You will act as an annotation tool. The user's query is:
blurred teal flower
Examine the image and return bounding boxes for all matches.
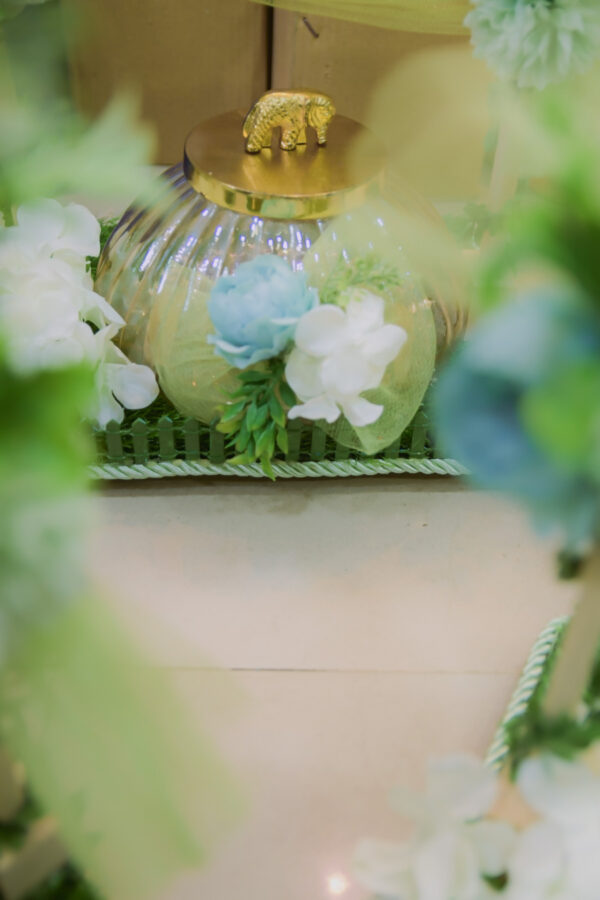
[433,288,600,548]
[207,255,318,369]
[466,0,600,90]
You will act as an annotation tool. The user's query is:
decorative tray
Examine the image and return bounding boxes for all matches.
[90,401,466,481]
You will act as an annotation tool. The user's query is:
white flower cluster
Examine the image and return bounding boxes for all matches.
[356,752,600,899]
[0,199,158,426]
[286,289,407,428]
[466,0,600,90]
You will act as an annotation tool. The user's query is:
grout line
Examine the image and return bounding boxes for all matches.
[156,666,518,676]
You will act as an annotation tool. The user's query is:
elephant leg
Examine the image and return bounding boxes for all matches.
[280,111,307,150]
[280,124,300,150]
[246,116,272,153]
[315,124,329,145]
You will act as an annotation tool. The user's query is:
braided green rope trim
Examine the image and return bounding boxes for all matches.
[486,617,568,771]
[89,457,468,481]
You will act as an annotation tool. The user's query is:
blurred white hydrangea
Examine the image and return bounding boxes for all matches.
[285,289,406,428]
[0,198,158,424]
[504,753,600,899]
[466,0,600,90]
[355,755,514,899]
[356,751,600,899]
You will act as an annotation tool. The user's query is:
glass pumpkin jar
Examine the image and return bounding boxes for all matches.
[96,90,464,453]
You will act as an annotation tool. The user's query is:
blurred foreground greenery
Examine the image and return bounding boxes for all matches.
[0,5,242,899]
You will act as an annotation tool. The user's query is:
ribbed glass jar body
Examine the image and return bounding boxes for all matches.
[96,164,463,426]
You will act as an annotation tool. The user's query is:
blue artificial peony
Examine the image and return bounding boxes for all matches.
[207,255,319,369]
[433,288,600,548]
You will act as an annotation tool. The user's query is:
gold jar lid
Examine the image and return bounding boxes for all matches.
[183,90,386,220]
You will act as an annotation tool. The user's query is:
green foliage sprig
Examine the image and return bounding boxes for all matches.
[87,217,119,281]
[215,358,296,479]
[444,202,497,249]
[506,701,600,777]
[319,252,403,305]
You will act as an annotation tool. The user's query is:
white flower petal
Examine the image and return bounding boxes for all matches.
[16,198,100,260]
[80,289,125,329]
[562,822,600,900]
[320,350,373,397]
[15,199,64,249]
[517,754,600,826]
[414,830,480,900]
[468,820,516,878]
[93,384,126,428]
[294,304,348,356]
[360,323,407,367]
[340,396,383,427]
[427,755,499,822]
[287,396,340,423]
[508,821,565,890]
[107,361,159,410]
[345,289,385,337]
[285,348,324,400]
[354,839,412,898]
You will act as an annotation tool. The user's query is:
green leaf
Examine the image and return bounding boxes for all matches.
[245,401,258,428]
[276,427,288,455]
[219,400,246,423]
[255,421,276,459]
[239,370,267,384]
[216,417,242,435]
[260,455,276,481]
[269,395,286,427]
[279,382,296,408]
[228,383,258,399]
[250,404,269,432]
[229,453,254,465]
[234,420,251,453]
[521,361,600,468]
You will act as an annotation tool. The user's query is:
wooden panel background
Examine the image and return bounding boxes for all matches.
[67,0,269,164]
[271,10,492,198]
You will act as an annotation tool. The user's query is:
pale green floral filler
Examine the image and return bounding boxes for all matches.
[466,0,600,90]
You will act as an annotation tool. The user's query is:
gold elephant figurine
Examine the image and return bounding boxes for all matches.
[243,90,336,153]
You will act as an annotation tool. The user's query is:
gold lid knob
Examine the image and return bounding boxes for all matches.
[183,90,386,220]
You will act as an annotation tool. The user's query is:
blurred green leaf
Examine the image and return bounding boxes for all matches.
[521,361,600,468]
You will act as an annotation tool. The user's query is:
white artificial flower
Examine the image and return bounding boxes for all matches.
[466,0,600,91]
[285,289,406,428]
[501,754,600,900]
[355,755,513,900]
[0,200,122,330]
[0,252,97,374]
[0,197,158,427]
[87,325,159,428]
[0,245,123,374]
[14,198,101,266]
[502,821,568,900]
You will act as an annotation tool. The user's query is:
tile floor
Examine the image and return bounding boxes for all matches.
[90,475,575,900]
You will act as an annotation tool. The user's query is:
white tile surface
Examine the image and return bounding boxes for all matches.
[91,477,573,674]
[164,670,516,900]
[90,475,574,899]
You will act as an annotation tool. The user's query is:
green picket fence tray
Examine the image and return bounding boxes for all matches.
[90,399,467,481]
